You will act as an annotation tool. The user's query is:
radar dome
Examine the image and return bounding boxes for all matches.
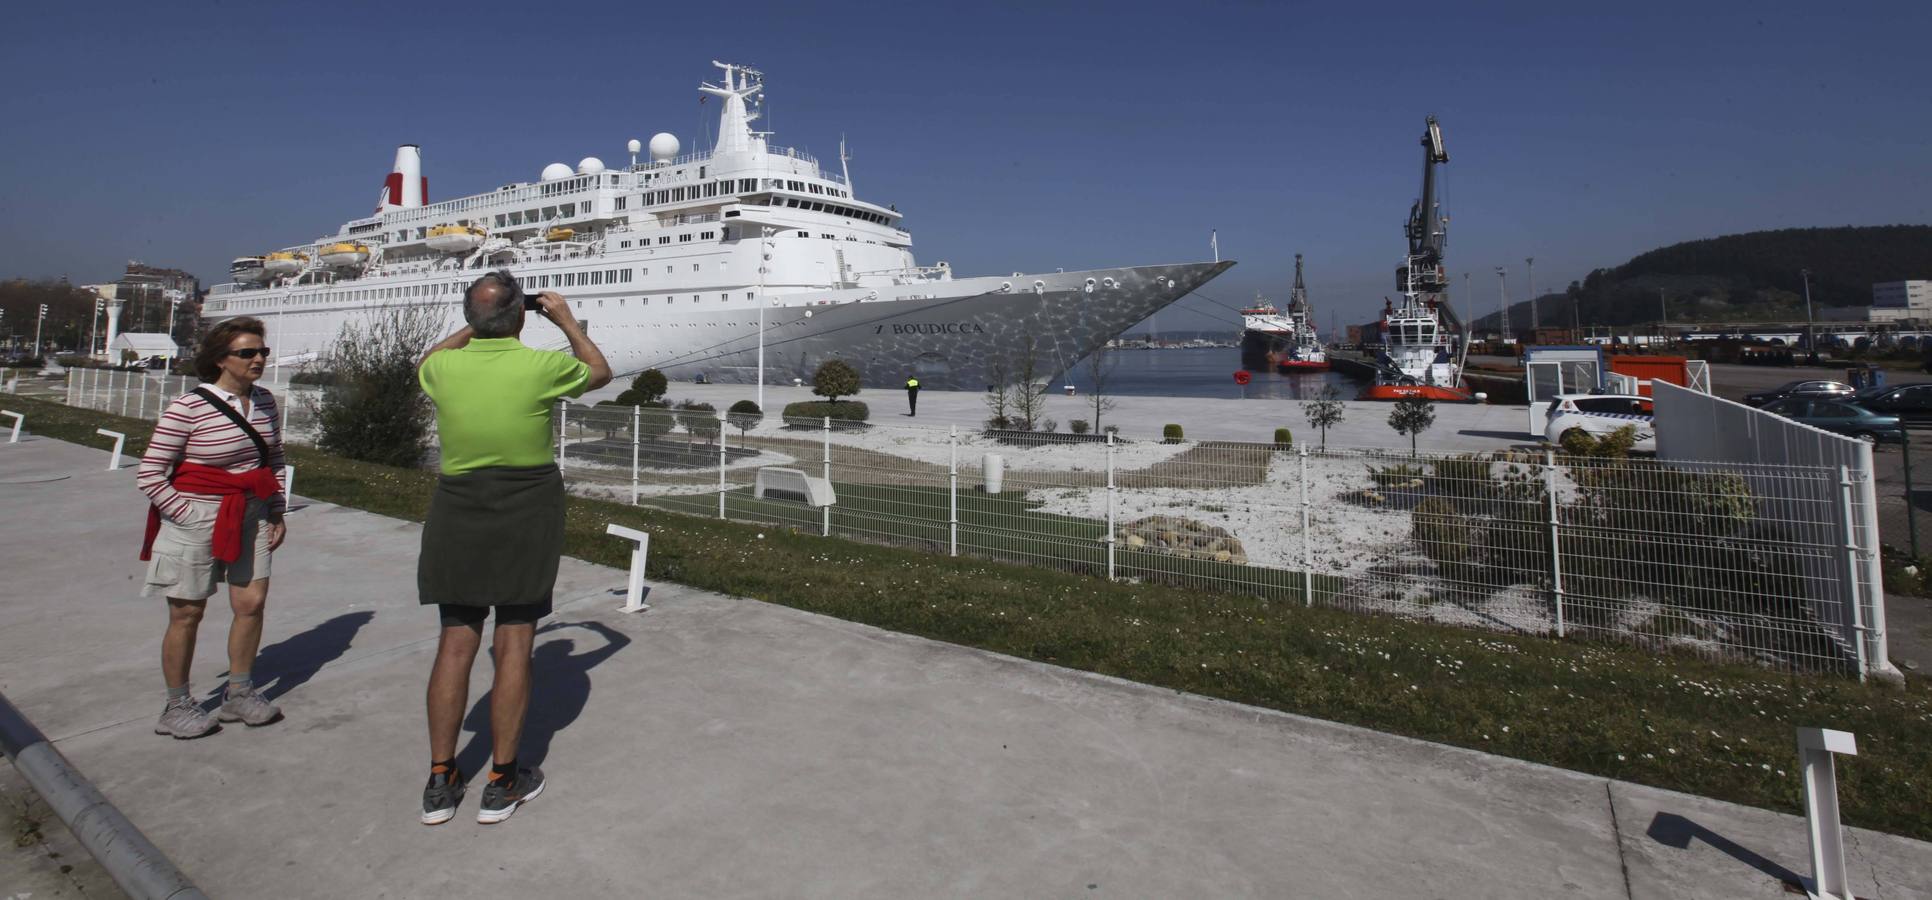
[648,133,680,163]
[540,163,573,182]
[576,157,606,175]
[626,138,642,154]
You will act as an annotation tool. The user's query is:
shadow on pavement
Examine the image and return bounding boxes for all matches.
[1645,811,1805,890]
[456,619,633,776]
[213,610,377,703]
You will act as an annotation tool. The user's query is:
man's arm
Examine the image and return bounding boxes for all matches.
[535,291,613,391]
[420,325,475,369]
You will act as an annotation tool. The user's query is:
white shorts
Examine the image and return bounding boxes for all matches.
[142,499,273,601]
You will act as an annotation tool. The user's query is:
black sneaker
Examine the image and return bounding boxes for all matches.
[420,766,465,826]
[477,765,545,824]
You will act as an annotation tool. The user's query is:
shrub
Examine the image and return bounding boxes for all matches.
[783,400,870,423]
[1369,462,1428,488]
[727,399,763,446]
[1429,453,1494,500]
[675,400,721,444]
[1559,424,1638,459]
[1273,427,1293,448]
[1069,419,1091,435]
[1413,497,1481,584]
[986,415,1011,431]
[631,369,668,404]
[1039,418,1057,434]
[636,401,675,440]
[5,357,46,369]
[812,359,861,403]
[1103,425,1120,437]
[1162,423,1184,443]
[310,305,439,468]
[579,402,633,439]
[291,369,337,386]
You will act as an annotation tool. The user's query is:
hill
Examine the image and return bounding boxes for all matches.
[1472,225,1932,329]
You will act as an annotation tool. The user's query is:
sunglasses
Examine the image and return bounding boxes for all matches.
[227,347,273,360]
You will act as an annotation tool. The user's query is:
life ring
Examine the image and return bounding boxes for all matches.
[1234,370,1252,385]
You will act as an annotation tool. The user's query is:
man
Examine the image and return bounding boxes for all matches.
[905,375,920,417]
[415,270,611,825]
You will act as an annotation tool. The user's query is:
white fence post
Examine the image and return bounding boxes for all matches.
[821,416,832,537]
[1105,432,1116,580]
[606,523,651,613]
[717,411,727,520]
[1300,447,1313,607]
[2,410,22,443]
[1546,449,1566,638]
[1836,465,1871,680]
[949,425,960,557]
[1797,727,1858,900]
[118,370,129,417]
[630,405,641,505]
[137,373,147,420]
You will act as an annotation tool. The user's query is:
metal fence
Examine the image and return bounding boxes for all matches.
[56,369,1892,677]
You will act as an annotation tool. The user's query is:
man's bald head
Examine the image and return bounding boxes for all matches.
[464,270,525,338]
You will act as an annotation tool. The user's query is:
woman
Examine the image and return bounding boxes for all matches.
[136,316,289,739]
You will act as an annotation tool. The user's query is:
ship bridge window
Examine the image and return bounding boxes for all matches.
[796,230,809,238]
[700,231,715,240]
[615,197,627,211]
[658,236,670,245]
[560,203,575,218]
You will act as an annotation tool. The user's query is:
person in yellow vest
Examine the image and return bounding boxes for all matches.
[905,376,920,416]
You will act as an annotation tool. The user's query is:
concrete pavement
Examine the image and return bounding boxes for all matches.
[2,435,1929,898]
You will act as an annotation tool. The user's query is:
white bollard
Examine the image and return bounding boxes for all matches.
[282,464,296,506]
[982,452,1005,494]
[2,410,23,443]
[96,428,127,470]
[1797,727,1858,900]
[605,523,651,613]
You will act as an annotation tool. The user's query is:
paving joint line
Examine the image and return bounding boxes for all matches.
[1605,779,1635,899]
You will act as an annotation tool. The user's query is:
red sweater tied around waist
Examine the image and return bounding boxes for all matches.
[140,462,282,563]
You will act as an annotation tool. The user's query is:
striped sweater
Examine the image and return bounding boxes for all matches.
[138,384,287,523]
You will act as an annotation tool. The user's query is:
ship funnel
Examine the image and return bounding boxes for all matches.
[377,144,427,211]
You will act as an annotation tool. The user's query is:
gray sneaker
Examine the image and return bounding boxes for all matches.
[477,765,545,824]
[154,697,218,739]
[421,767,465,826]
[217,685,282,727]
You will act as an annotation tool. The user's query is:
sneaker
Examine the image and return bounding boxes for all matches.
[476,765,545,824]
[154,697,218,739]
[420,766,465,826]
[217,684,282,727]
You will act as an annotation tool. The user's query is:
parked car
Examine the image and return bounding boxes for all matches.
[1544,393,1657,451]
[1758,398,1904,443]
[1743,379,1853,407]
[1850,382,1932,428]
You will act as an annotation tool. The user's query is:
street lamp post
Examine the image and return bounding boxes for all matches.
[1659,288,1668,345]
[34,303,48,358]
[1801,268,1816,361]
[1526,257,1537,332]
[1494,266,1509,344]
[756,226,775,411]
[91,298,103,358]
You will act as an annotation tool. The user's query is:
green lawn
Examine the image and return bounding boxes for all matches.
[11,393,1932,842]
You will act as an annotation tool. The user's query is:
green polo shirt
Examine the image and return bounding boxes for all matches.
[419,337,591,475]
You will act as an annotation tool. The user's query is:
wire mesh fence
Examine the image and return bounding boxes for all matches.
[54,369,1891,677]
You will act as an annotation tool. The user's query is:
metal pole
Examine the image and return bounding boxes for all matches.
[949,425,960,557]
[1300,447,1313,606]
[0,691,210,900]
[137,372,147,419]
[717,412,727,519]
[1836,464,1869,680]
[631,405,641,505]
[1526,257,1537,332]
[118,369,130,417]
[821,416,832,537]
[1546,449,1565,637]
[1105,432,1117,580]
[1802,268,1816,360]
[1906,428,1921,559]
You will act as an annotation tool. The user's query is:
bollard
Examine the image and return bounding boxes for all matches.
[96,429,127,470]
[606,523,651,613]
[2,410,22,444]
[282,465,296,506]
[1797,727,1858,900]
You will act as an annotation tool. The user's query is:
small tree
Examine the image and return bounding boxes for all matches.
[581,402,633,439]
[1302,385,1346,449]
[727,399,763,447]
[310,305,441,467]
[812,359,861,404]
[634,368,668,404]
[1085,343,1119,432]
[1009,329,1050,431]
[984,352,1014,429]
[676,400,721,445]
[1388,397,1436,457]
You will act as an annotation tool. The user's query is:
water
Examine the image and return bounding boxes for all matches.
[1059,347,1368,400]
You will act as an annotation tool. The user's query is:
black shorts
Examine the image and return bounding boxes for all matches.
[437,600,552,628]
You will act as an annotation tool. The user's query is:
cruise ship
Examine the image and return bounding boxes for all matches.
[204,61,1233,390]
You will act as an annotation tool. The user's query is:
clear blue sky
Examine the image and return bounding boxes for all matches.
[2,0,1926,332]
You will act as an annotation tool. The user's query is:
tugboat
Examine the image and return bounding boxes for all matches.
[1361,116,1473,402]
[1275,254,1329,372]
[1239,294,1294,370]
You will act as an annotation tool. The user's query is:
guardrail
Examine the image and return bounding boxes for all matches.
[0,690,207,899]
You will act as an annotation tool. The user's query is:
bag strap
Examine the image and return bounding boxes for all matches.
[192,387,272,468]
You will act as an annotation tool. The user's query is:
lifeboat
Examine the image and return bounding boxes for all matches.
[263,251,307,277]
[318,242,371,268]
[425,224,486,254]
[543,227,576,242]
[230,257,269,283]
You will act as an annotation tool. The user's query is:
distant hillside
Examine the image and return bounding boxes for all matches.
[1473,225,1932,329]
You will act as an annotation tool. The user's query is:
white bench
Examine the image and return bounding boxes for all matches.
[754,467,836,507]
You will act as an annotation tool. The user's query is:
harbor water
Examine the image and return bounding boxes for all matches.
[1061,346,1369,400]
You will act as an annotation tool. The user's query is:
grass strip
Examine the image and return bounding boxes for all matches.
[11,393,1932,841]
